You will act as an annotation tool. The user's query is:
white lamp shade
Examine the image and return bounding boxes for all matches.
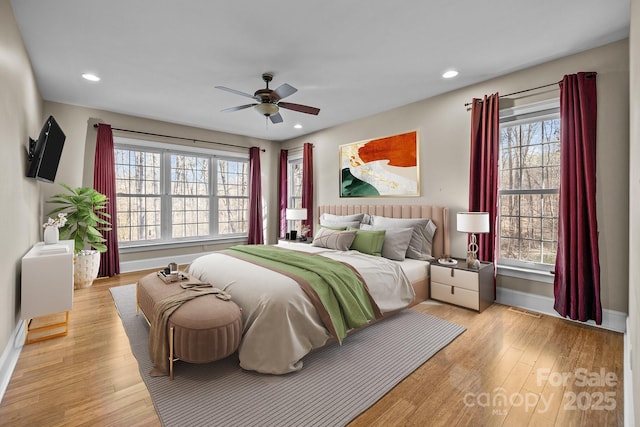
[286,208,308,220]
[457,212,490,233]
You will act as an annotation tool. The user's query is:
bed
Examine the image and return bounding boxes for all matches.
[187,204,450,374]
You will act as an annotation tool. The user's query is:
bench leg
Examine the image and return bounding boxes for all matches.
[169,326,175,380]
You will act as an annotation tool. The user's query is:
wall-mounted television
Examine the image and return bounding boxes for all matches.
[26,115,65,182]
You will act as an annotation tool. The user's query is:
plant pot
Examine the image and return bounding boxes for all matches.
[74,250,101,289]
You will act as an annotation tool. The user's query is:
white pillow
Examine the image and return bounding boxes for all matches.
[370,216,437,260]
[319,213,365,228]
[311,228,357,251]
[360,224,413,261]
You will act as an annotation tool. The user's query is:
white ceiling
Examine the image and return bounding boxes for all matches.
[12,0,630,142]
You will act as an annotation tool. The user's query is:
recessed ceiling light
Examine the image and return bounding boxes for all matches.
[294,124,303,129]
[442,70,459,79]
[82,73,101,82]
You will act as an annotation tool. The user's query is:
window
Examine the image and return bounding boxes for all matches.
[114,138,249,247]
[498,99,560,272]
[288,155,303,209]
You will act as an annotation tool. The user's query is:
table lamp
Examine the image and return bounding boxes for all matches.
[285,208,307,240]
[457,212,490,268]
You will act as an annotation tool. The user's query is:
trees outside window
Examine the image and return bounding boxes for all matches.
[498,100,560,271]
[114,140,248,246]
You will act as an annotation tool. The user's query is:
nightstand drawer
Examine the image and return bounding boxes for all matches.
[431,282,479,311]
[431,265,479,292]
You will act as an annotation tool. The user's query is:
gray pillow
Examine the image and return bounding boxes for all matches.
[319,219,361,229]
[311,228,357,251]
[361,224,414,261]
[320,212,365,223]
[370,216,437,260]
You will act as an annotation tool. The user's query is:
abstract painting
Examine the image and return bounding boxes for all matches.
[339,130,419,197]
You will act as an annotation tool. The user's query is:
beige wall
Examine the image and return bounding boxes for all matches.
[628,0,639,422]
[0,0,44,356]
[285,40,630,314]
[41,102,280,262]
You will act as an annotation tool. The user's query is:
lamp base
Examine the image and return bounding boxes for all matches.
[466,251,480,268]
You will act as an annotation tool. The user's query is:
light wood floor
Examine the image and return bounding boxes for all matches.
[0,270,623,426]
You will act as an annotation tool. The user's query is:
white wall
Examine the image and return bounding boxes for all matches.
[284,40,630,314]
[627,0,639,423]
[0,0,43,367]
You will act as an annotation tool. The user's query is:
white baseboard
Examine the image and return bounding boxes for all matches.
[0,320,25,404]
[119,251,214,273]
[496,287,627,333]
[624,316,634,427]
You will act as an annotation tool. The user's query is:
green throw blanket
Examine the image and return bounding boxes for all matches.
[223,245,381,342]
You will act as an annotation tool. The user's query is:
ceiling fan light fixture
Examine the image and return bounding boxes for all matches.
[254,103,279,117]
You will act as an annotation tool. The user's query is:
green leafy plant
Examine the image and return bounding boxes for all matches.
[47,183,111,253]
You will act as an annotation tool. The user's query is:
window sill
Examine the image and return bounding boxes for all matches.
[497,264,555,284]
[119,236,247,254]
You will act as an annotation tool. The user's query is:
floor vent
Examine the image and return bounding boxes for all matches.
[508,306,542,319]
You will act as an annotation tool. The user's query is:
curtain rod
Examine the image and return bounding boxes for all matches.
[92,123,266,152]
[464,82,559,107]
[464,73,597,108]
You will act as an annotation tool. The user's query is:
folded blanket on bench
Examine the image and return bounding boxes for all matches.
[149,286,230,377]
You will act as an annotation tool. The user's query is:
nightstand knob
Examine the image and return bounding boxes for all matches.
[450,268,455,277]
[450,286,455,294]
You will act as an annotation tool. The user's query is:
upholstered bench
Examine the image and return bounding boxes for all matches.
[136,272,242,379]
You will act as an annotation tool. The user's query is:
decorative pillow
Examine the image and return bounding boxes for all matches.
[319,213,365,229]
[370,216,437,260]
[319,219,361,229]
[320,213,365,223]
[311,228,357,251]
[361,224,414,261]
[319,225,347,231]
[348,228,386,257]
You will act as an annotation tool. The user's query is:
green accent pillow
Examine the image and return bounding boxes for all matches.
[349,228,386,256]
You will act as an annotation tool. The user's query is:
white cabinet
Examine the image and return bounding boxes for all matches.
[21,240,74,343]
[430,260,494,312]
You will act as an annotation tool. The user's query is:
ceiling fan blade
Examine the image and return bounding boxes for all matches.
[273,83,297,101]
[221,103,256,113]
[270,112,284,124]
[215,86,258,100]
[278,102,320,115]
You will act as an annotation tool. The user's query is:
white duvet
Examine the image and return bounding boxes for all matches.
[187,244,415,374]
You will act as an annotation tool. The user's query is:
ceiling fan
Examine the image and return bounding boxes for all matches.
[215,73,320,124]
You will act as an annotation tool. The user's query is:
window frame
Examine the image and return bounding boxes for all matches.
[114,137,249,251]
[286,152,304,231]
[497,98,560,281]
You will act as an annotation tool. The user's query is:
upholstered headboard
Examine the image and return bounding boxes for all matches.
[317,204,450,259]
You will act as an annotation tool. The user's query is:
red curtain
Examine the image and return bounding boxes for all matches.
[93,123,120,277]
[469,93,500,263]
[302,143,314,238]
[553,72,601,324]
[279,149,288,238]
[247,147,264,244]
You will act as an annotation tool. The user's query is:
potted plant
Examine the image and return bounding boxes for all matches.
[47,184,111,289]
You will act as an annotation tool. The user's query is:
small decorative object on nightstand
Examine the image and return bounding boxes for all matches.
[430,258,493,312]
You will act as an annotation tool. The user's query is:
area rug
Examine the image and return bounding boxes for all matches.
[110,284,465,427]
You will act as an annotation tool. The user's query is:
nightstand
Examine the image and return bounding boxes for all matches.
[430,259,494,312]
